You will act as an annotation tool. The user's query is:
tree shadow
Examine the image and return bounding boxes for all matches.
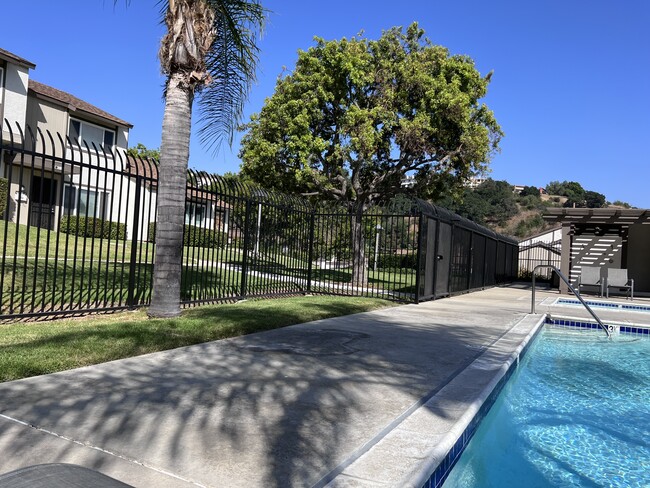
[0,295,538,487]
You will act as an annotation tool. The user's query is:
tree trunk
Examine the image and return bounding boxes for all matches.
[350,206,368,288]
[148,73,194,318]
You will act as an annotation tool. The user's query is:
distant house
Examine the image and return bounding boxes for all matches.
[401,174,415,188]
[125,156,232,238]
[466,177,488,189]
[0,47,140,236]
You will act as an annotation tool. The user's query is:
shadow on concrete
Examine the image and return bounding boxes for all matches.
[0,291,570,487]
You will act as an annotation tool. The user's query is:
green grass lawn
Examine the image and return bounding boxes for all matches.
[0,295,392,382]
[0,221,415,313]
[0,221,153,263]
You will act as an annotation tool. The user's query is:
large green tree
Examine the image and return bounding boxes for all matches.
[240,23,502,284]
[148,0,265,317]
[127,142,161,160]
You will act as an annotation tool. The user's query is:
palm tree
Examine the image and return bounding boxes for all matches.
[148,0,265,317]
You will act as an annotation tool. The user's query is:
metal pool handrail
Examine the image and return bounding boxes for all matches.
[531,264,612,339]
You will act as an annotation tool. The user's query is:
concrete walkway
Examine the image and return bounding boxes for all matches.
[0,286,641,487]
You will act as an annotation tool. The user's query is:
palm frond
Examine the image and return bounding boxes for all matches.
[198,0,266,154]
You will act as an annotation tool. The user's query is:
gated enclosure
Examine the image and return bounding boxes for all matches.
[517,228,562,282]
[416,201,518,301]
[0,121,518,319]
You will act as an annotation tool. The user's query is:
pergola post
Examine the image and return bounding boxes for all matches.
[559,223,571,294]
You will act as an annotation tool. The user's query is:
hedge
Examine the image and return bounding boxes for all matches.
[376,252,417,270]
[148,222,228,248]
[60,216,127,240]
[0,178,8,216]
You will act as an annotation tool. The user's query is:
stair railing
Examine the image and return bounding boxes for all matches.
[531,264,612,338]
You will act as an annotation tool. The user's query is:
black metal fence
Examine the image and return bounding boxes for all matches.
[518,239,561,281]
[0,121,518,319]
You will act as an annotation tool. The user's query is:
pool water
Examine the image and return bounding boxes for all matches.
[442,327,650,488]
[555,297,650,313]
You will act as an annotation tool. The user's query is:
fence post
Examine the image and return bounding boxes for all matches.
[127,177,142,308]
[240,199,252,299]
[306,211,315,293]
[448,223,455,295]
[414,212,424,304]
[467,231,474,291]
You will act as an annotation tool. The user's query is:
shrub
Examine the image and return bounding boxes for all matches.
[148,222,228,249]
[184,225,227,248]
[0,178,7,216]
[513,214,545,238]
[376,252,417,270]
[60,216,126,240]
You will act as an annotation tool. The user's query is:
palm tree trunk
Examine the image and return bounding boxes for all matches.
[148,72,194,318]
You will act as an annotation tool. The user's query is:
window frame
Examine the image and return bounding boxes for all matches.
[68,117,116,151]
[62,183,111,220]
[185,202,207,227]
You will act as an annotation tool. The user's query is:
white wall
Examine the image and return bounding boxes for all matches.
[1,63,29,140]
[518,227,562,247]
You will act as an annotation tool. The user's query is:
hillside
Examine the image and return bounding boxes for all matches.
[435,179,635,240]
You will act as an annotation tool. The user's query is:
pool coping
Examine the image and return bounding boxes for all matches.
[325,312,547,488]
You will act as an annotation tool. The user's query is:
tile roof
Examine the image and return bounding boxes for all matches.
[0,47,36,69]
[124,156,231,209]
[28,79,133,128]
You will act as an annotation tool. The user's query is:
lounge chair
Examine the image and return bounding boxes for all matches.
[578,266,603,296]
[605,268,634,299]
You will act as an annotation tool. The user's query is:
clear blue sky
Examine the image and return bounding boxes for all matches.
[2,0,649,206]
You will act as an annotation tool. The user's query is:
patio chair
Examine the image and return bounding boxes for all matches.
[605,268,634,299]
[578,266,603,296]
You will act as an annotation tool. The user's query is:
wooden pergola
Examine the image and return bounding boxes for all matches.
[542,208,650,293]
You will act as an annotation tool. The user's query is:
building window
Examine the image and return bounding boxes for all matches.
[63,185,110,219]
[68,118,115,150]
[185,202,206,226]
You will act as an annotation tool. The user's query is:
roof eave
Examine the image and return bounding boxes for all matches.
[0,49,36,69]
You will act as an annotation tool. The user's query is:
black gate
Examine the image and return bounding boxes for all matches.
[435,221,452,298]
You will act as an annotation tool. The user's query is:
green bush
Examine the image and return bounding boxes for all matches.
[376,252,417,270]
[60,215,126,240]
[184,225,226,248]
[513,214,545,238]
[0,178,7,216]
[148,222,228,249]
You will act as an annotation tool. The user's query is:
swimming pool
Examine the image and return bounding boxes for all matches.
[554,297,650,313]
[441,326,650,487]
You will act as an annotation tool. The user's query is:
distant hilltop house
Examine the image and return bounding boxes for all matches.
[513,185,547,195]
[401,174,416,188]
[466,177,488,189]
[0,47,228,239]
[466,177,546,196]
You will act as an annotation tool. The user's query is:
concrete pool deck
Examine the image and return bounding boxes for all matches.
[0,285,647,487]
